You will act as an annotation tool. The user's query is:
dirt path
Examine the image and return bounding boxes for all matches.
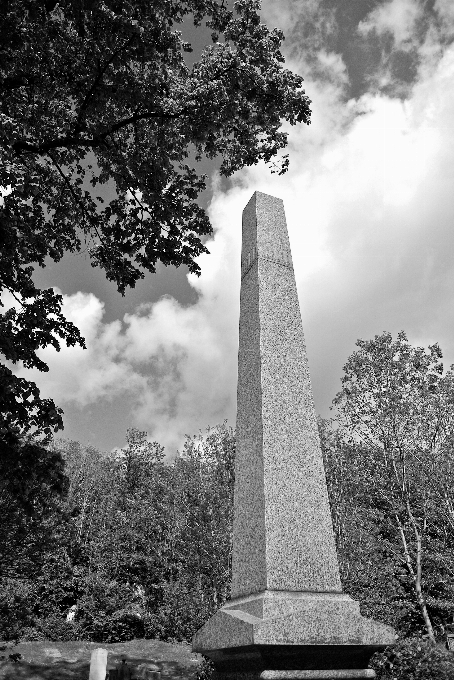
[0,639,203,680]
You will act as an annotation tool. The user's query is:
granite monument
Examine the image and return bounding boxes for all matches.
[192,192,395,680]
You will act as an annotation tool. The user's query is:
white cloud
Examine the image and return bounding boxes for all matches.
[15,291,142,406]
[316,51,349,85]
[0,289,17,312]
[15,252,241,454]
[260,0,298,36]
[358,0,423,48]
[261,0,344,91]
[0,184,12,206]
[203,16,454,409]
[434,0,454,34]
[14,0,454,454]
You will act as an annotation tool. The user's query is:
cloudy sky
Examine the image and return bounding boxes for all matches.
[20,0,454,455]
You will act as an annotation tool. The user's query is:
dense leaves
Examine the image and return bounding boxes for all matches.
[3,333,453,652]
[0,424,235,643]
[1,403,454,646]
[0,433,69,581]
[329,331,454,639]
[332,331,454,454]
[321,422,454,637]
[0,0,311,438]
[371,638,454,680]
[0,432,71,641]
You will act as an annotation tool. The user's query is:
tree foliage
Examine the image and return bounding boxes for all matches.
[0,0,311,438]
[2,406,454,645]
[320,420,402,629]
[0,433,71,641]
[0,433,69,581]
[371,638,454,680]
[331,331,454,640]
[0,423,235,643]
[167,424,235,621]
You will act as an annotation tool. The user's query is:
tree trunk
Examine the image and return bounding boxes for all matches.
[395,512,435,642]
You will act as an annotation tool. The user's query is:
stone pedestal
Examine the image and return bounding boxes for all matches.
[213,672,376,679]
[193,590,394,678]
[192,192,396,678]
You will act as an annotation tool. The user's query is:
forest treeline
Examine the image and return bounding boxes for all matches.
[1,332,454,658]
[0,424,235,643]
[2,420,454,644]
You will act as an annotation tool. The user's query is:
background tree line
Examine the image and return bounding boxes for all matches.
[0,423,235,643]
[1,332,454,677]
[326,331,454,642]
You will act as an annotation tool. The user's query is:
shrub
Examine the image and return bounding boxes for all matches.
[100,609,145,643]
[0,579,35,641]
[33,615,80,642]
[73,574,146,642]
[371,637,454,680]
[77,607,145,643]
[19,627,47,642]
[143,578,216,643]
[195,657,215,680]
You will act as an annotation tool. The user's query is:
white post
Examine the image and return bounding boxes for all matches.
[89,648,108,680]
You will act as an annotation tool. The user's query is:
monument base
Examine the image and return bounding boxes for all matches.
[213,671,376,680]
[192,591,395,679]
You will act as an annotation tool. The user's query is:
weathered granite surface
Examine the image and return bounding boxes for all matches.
[192,590,395,670]
[192,192,396,678]
[233,192,341,598]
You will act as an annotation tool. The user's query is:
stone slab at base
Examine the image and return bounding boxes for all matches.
[215,671,376,680]
[193,591,395,677]
[262,671,376,678]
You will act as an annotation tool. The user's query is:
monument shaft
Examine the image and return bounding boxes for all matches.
[192,192,395,680]
[233,192,341,597]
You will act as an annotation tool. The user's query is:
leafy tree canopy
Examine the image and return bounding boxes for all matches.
[0,0,311,437]
[0,432,69,580]
[332,330,454,454]
[332,331,454,639]
[0,424,236,643]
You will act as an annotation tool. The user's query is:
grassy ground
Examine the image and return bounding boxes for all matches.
[0,639,203,680]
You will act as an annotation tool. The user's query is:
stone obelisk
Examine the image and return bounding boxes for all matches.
[192,192,395,680]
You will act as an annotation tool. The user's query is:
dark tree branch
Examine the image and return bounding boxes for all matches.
[11,107,189,155]
[74,38,135,135]
[46,151,106,248]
